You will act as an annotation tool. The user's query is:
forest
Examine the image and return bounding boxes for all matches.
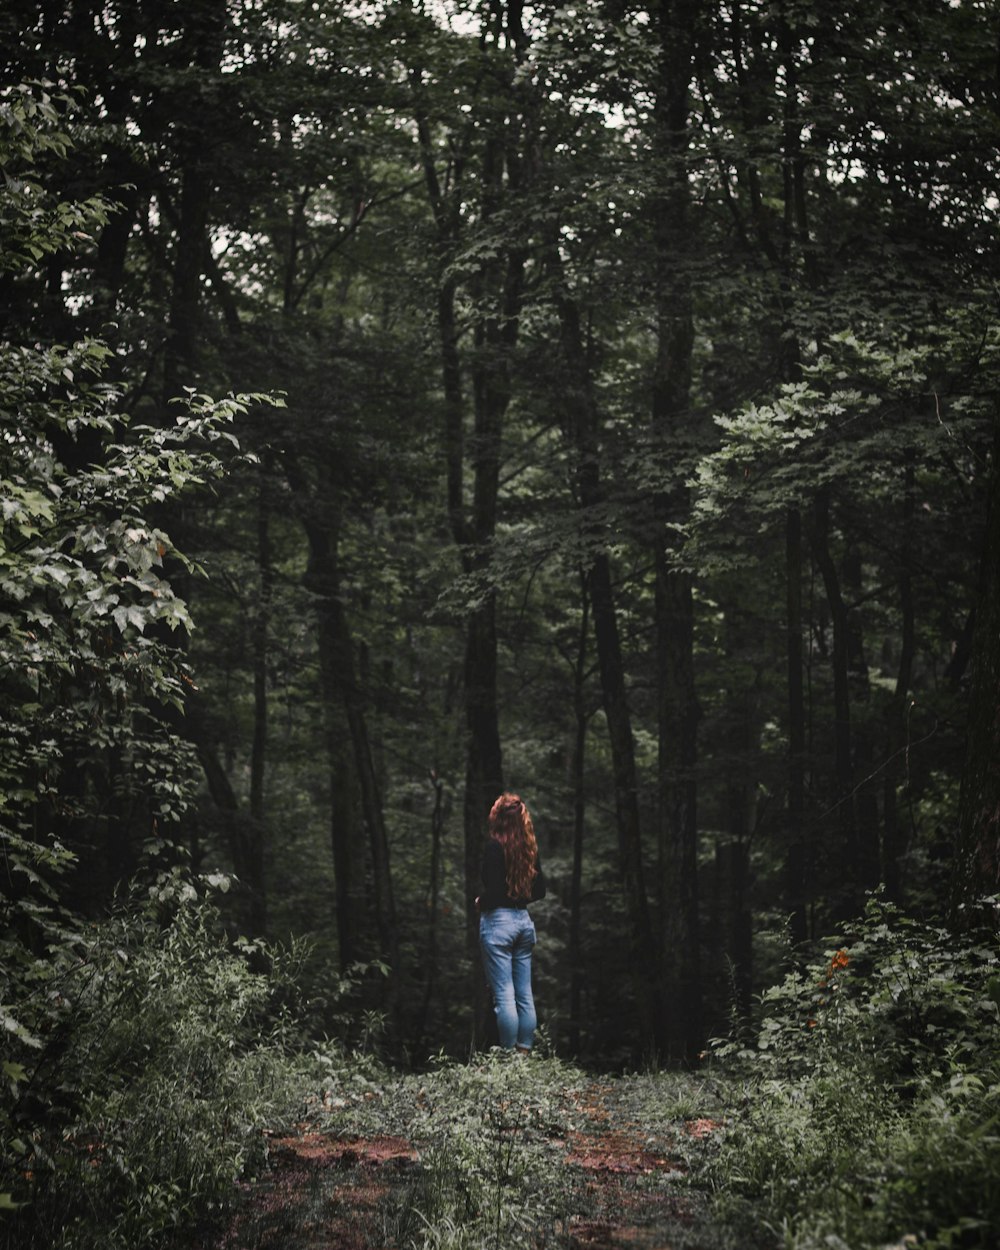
[2,1,1000,1248]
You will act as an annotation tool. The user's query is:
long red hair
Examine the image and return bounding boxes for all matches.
[489,792,538,899]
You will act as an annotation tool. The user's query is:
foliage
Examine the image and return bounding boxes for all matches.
[707,900,1000,1249]
[690,327,991,555]
[0,83,288,1243]
[1,873,310,1250]
[0,85,114,275]
[0,81,280,906]
[392,1051,572,1250]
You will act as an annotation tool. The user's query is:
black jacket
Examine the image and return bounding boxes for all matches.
[479,838,546,911]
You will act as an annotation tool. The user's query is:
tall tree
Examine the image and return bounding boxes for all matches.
[649,0,704,1063]
[406,2,539,1022]
[954,410,1000,912]
[556,286,666,1058]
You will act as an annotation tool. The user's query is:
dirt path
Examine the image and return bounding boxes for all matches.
[555,1082,718,1249]
[200,1071,721,1250]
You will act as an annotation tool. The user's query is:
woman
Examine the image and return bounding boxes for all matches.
[477,792,546,1053]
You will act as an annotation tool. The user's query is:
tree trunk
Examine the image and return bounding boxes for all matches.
[650,0,703,1064]
[302,508,400,996]
[884,453,915,902]
[785,506,809,941]
[246,463,271,938]
[719,587,762,1023]
[843,541,880,894]
[416,774,445,1054]
[93,163,141,326]
[715,836,753,1025]
[655,562,702,1061]
[953,411,1000,916]
[568,572,590,1056]
[558,292,665,1061]
[589,555,664,1059]
[162,0,227,401]
[808,487,859,914]
[303,520,361,970]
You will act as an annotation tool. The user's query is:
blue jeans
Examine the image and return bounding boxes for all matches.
[479,907,537,1049]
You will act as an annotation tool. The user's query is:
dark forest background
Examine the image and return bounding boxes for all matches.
[3,0,1000,1090]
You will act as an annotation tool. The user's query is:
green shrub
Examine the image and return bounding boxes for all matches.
[2,871,310,1250]
[867,1069,1000,1250]
[707,898,1000,1250]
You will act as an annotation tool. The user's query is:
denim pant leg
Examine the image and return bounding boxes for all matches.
[510,921,537,1049]
[480,909,537,1049]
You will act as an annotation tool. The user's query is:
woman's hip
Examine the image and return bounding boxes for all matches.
[479,907,536,947]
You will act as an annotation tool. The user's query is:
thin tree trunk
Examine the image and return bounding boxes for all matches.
[719,588,762,1023]
[304,520,360,970]
[715,836,753,1025]
[162,0,226,401]
[164,158,210,399]
[329,752,359,971]
[246,462,271,938]
[650,0,703,1064]
[953,410,1000,916]
[300,504,400,1001]
[328,541,399,986]
[808,488,860,913]
[568,572,589,1056]
[558,291,665,1060]
[786,506,809,942]
[884,453,915,901]
[90,0,143,329]
[843,541,880,893]
[417,773,445,1054]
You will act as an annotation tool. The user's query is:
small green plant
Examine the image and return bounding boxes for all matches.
[372,1052,579,1250]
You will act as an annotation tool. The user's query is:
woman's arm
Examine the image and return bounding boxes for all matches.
[531,856,546,901]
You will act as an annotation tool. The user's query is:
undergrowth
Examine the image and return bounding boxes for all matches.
[706,897,1000,1250]
[9,879,995,1250]
[301,1050,720,1250]
[1,871,316,1250]
[340,1051,582,1250]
